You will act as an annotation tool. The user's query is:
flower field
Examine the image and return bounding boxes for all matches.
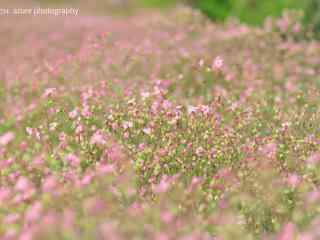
[1,5,320,240]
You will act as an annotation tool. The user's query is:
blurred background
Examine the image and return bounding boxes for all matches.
[12,0,318,37]
[141,0,319,36]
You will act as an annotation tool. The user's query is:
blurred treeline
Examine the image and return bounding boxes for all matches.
[140,0,320,36]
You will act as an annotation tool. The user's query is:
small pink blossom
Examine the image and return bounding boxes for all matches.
[0,132,15,146]
[122,121,133,130]
[26,127,33,136]
[75,124,84,135]
[306,190,320,204]
[0,188,11,203]
[162,100,172,110]
[307,152,320,166]
[81,174,94,186]
[161,210,174,224]
[4,213,20,224]
[83,197,106,215]
[298,233,313,240]
[152,175,171,194]
[187,105,198,115]
[65,153,80,167]
[42,87,57,98]
[260,142,277,159]
[42,176,59,192]
[195,146,205,157]
[90,131,107,145]
[81,104,92,118]
[287,174,301,188]
[24,201,43,223]
[277,223,296,240]
[68,108,79,119]
[15,177,33,193]
[212,56,224,70]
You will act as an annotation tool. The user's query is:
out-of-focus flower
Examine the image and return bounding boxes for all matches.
[26,127,33,136]
[122,121,133,130]
[259,142,277,159]
[152,175,171,194]
[277,223,296,240]
[81,104,92,118]
[212,56,224,70]
[307,152,320,166]
[42,175,59,193]
[286,174,300,188]
[24,201,43,223]
[187,105,198,115]
[15,177,33,193]
[90,131,107,145]
[49,122,58,131]
[0,132,15,146]
[68,108,79,119]
[65,153,80,167]
[42,87,57,98]
[143,128,152,135]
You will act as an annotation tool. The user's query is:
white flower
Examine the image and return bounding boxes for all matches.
[143,128,152,135]
[187,105,198,115]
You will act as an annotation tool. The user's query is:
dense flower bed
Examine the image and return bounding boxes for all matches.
[1,6,320,239]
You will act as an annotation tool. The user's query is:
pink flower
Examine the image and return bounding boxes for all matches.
[42,176,59,192]
[155,233,170,240]
[306,190,320,204]
[162,100,172,110]
[152,176,171,194]
[277,18,289,33]
[90,131,106,145]
[75,124,84,135]
[97,163,115,175]
[65,153,80,167]
[187,176,202,192]
[15,177,33,193]
[99,222,121,240]
[81,104,92,118]
[128,202,143,217]
[260,142,277,159]
[298,233,313,240]
[187,105,198,115]
[69,108,79,119]
[26,127,33,136]
[0,188,11,203]
[199,105,210,115]
[19,141,28,151]
[24,201,42,223]
[287,174,301,188]
[0,132,15,146]
[42,87,57,98]
[212,56,224,70]
[122,121,133,130]
[3,213,20,224]
[83,197,106,215]
[277,223,296,240]
[19,229,34,240]
[161,210,174,224]
[195,147,205,157]
[62,209,75,230]
[81,174,93,186]
[307,152,320,166]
